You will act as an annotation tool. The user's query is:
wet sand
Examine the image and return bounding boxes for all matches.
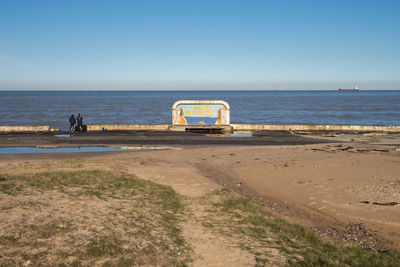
[0,130,334,148]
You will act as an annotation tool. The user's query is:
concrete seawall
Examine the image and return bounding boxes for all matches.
[87,124,400,132]
[87,124,170,131]
[0,126,56,133]
[1,124,400,133]
[230,124,400,132]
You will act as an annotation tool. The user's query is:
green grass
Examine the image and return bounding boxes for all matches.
[202,189,400,266]
[0,170,190,266]
[85,233,124,257]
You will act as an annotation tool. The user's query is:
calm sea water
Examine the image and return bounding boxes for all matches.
[0,90,399,131]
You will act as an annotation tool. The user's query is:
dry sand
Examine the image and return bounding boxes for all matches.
[1,139,400,265]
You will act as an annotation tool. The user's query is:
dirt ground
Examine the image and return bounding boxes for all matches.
[1,132,400,265]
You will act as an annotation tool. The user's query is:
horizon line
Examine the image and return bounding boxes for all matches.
[1,88,400,91]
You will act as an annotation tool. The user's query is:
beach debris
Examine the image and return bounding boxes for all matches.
[372,201,398,206]
[360,201,398,206]
[356,148,390,153]
[343,223,370,242]
[315,222,385,251]
[237,182,242,187]
[259,198,267,203]
[340,146,354,151]
[309,145,391,154]
[372,149,389,153]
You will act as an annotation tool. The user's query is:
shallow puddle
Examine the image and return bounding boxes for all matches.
[230,134,253,138]
[230,131,253,138]
[54,134,72,138]
[0,146,144,154]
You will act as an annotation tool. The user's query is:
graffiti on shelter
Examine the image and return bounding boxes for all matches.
[172,100,230,125]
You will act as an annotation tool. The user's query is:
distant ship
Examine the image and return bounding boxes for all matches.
[338,85,359,92]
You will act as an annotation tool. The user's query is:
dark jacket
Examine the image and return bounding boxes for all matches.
[77,115,83,125]
[69,116,76,125]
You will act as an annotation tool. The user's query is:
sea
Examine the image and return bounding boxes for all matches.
[0,90,399,131]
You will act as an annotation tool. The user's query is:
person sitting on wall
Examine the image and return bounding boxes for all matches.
[69,115,76,132]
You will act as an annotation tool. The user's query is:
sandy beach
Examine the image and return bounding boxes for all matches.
[1,131,400,265]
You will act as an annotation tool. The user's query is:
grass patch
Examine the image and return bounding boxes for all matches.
[0,170,190,266]
[85,233,124,257]
[201,189,400,266]
[3,169,400,266]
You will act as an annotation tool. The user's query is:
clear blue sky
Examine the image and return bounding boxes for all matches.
[0,0,399,90]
